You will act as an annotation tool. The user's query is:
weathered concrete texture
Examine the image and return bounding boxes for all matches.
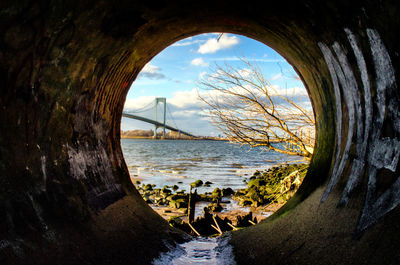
[0,0,400,264]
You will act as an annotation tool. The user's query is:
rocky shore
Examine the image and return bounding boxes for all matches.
[134,163,308,236]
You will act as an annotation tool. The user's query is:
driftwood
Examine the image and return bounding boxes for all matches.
[211,224,222,235]
[227,222,238,230]
[188,187,197,223]
[172,210,258,236]
[248,220,257,225]
[188,222,201,236]
[212,215,223,234]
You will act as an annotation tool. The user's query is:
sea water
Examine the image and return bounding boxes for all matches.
[121,139,301,193]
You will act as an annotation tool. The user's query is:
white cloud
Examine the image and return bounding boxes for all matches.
[211,57,285,63]
[138,63,166,79]
[269,85,309,97]
[202,68,250,82]
[191,57,209,67]
[207,69,225,81]
[171,110,199,118]
[172,39,205,47]
[271,73,283,81]
[199,71,207,79]
[142,64,160,73]
[124,96,155,110]
[237,68,251,79]
[197,34,239,54]
[169,88,204,108]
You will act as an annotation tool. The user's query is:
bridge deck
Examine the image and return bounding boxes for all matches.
[122,113,197,138]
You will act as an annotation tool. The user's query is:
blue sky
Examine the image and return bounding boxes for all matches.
[121,33,308,136]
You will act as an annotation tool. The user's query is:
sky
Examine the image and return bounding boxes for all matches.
[121,33,309,137]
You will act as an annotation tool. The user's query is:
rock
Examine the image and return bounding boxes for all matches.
[247,178,266,189]
[232,164,309,208]
[241,200,252,206]
[191,179,203,187]
[154,197,164,205]
[222,187,234,196]
[234,190,245,197]
[168,216,183,227]
[172,185,179,191]
[204,181,212,187]
[166,194,185,201]
[143,184,153,191]
[161,186,172,195]
[199,194,213,202]
[207,202,223,212]
[211,188,222,201]
[277,196,287,204]
[142,195,152,204]
[169,198,188,209]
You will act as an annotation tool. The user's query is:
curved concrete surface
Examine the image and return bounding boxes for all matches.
[1,1,399,264]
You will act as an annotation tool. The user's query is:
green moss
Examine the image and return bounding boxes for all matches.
[233,163,309,207]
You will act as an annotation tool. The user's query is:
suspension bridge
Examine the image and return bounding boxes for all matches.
[122,97,197,139]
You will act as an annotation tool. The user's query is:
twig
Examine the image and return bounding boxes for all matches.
[188,222,201,236]
[227,222,238,231]
[248,220,256,225]
[212,215,223,234]
[211,224,222,235]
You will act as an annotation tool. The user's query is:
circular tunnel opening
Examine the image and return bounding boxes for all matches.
[120,33,316,238]
[4,2,399,264]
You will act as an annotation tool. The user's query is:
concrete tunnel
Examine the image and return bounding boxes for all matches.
[1,1,400,264]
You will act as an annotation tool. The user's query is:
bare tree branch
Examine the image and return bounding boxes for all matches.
[197,56,315,158]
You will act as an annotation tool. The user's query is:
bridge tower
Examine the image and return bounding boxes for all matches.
[154,97,166,139]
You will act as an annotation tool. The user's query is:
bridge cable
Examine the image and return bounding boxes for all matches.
[166,104,189,135]
[124,100,155,114]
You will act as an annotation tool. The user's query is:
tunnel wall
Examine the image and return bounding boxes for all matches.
[0,0,400,264]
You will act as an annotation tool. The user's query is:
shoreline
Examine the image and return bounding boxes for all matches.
[121,135,283,143]
[121,135,227,141]
[132,163,308,233]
